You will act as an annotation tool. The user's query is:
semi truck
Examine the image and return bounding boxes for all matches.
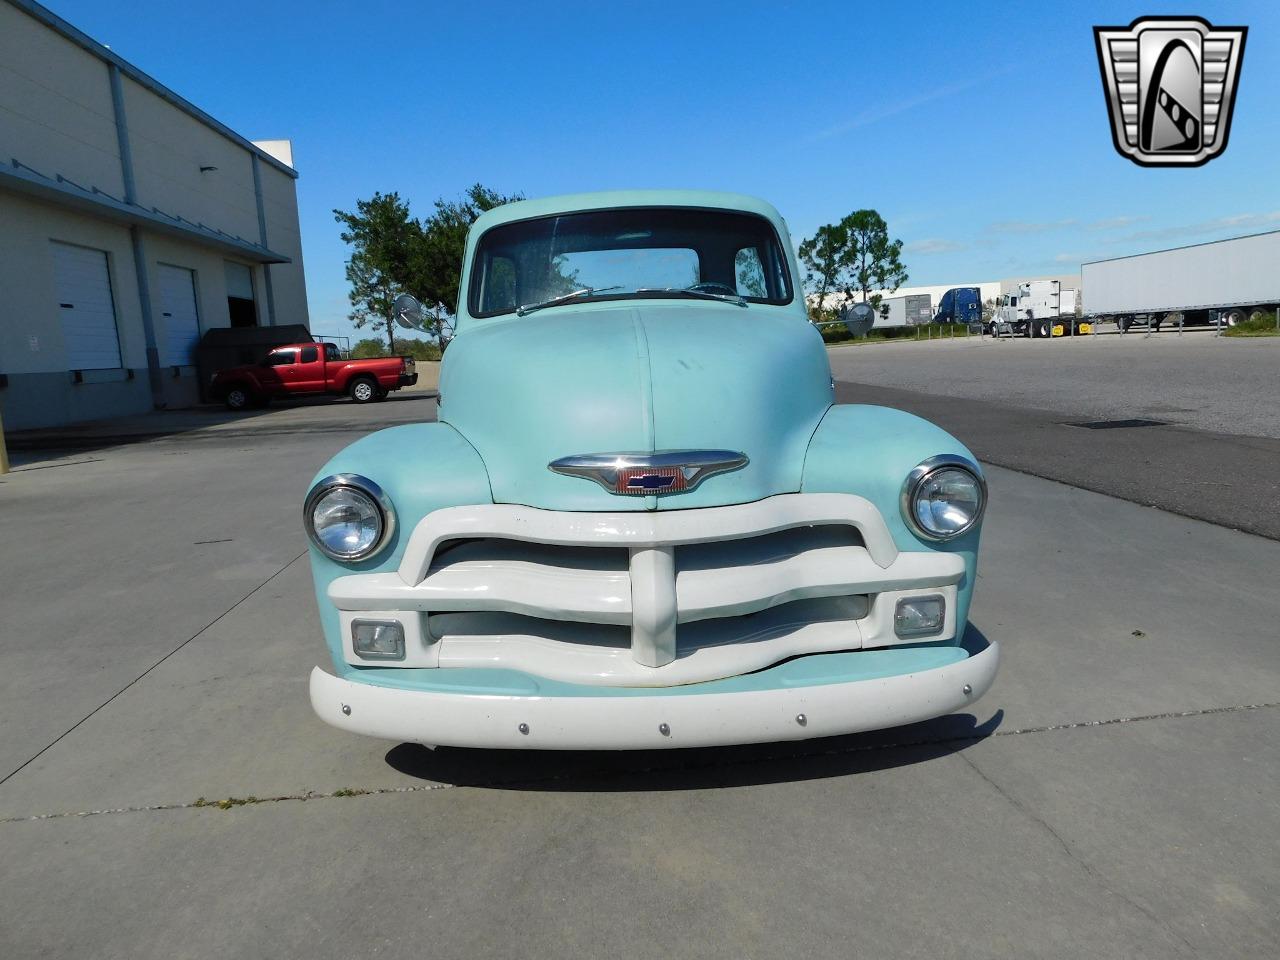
[875,293,933,329]
[933,287,982,326]
[1082,231,1280,333]
[990,280,1082,338]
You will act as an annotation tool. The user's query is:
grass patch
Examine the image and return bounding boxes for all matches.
[1223,314,1280,337]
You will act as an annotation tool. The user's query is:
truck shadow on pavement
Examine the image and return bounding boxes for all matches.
[384,709,1003,792]
[384,625,1003,791]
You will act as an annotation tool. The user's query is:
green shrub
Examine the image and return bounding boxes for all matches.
[1223,313,1280,337]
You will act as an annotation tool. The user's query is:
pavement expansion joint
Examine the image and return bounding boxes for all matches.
[0,551,309,791]
[2,700,1274,826]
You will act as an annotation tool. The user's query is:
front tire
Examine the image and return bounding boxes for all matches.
[225,385,251,411]
[349,377,378,404]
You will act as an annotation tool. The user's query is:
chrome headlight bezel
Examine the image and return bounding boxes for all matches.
[900,455,987,541]
[303,473,396,562]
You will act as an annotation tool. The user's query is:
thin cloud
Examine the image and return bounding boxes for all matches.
[987,218,1076,234]
[1086,215,1150,231]
[809,67,1013,142]
[1115,211,1280,244]
[904,238,966,255]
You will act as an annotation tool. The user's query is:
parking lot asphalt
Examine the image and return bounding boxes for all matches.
[2,353,1278,959]
[827,331,1280,440]
[831,334,1280,540]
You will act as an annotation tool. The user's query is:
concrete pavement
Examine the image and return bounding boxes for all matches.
[1,386,1277,959]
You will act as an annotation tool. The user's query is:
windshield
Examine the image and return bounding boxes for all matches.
[469,207,793,318]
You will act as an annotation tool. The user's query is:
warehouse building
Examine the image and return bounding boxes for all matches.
[0,0,308,430]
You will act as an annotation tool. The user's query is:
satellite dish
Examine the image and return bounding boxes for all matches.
[840,301,876,337]
[393,293,425,330]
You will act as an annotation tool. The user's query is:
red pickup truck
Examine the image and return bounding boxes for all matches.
[210,342,417,410]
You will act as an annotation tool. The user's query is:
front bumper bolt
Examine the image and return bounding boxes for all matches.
[658,723,671,737]
[341,704,351,716]
[518,723,530,735]
[962,684,973,695]
[796,714,807,726]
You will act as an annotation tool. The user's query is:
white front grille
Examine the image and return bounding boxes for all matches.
[329,494,965,686]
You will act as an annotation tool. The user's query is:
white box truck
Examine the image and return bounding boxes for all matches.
[990,280,1083,338]
[876,293,933,329]
[1083,231,1280,332]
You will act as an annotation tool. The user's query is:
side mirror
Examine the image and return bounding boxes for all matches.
[839,302,876,337]
[393,293,425,331]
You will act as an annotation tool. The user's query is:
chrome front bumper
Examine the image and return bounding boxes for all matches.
[309,640,998,750]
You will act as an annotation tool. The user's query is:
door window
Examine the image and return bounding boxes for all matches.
[300,346,318,363]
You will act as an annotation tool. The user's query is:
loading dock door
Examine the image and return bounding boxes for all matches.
[158,265,200,366]
[52,242,121,370]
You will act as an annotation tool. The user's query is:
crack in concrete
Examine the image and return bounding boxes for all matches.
[2,699,1273,826]
[958,750,1199,957]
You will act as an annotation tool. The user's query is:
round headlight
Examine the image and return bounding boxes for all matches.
[901,456,986,541]
[304,475,395,561]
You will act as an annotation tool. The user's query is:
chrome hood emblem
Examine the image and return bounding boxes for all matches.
[549,450,749,496]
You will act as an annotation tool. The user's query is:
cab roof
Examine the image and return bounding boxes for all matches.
[469,190,789,233]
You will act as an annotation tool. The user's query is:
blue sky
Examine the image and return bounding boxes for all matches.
[48,0,1280,342]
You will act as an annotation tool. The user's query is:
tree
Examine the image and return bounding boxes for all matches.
[798,210,908,322]
[843,210,908,307]
[409,184,523,342]
[797,222,850,321]
[333,192,417,352]
[335,185,521,349]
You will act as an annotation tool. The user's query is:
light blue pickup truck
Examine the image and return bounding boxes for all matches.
[304,190,997,750]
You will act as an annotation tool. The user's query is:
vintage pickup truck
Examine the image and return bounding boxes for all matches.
[304,190,997,750]
[211,342,416,409]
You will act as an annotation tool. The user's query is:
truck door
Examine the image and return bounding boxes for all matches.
[261,348,301,394]
[295,344,325,391]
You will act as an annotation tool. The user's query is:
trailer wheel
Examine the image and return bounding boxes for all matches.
[1224,309,1245,327]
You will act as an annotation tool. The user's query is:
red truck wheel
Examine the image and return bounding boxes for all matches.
[225,385,251,410]
[349,377,378,404]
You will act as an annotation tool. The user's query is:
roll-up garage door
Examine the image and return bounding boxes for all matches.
[158,264,201,366]
[52,242,122,370]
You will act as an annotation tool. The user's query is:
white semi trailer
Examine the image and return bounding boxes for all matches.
[875,293,933,329]
[1083,231,1280,333]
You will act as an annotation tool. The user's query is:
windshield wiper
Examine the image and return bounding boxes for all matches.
[515,286,623,317]
[634,286,748,308]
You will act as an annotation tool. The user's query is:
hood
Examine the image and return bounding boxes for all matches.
[438,302,833,511]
